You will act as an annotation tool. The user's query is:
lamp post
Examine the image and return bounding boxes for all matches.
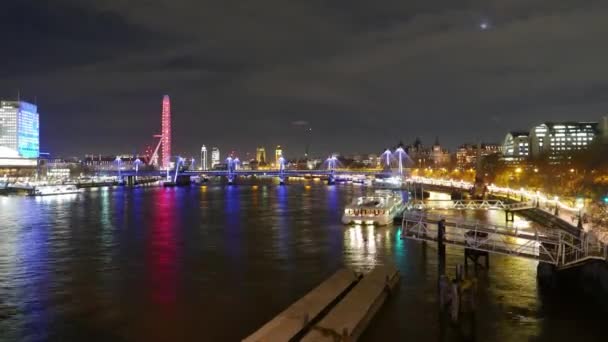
[576,197,584,229]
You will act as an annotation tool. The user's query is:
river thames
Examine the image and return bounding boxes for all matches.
[0,180,604,341]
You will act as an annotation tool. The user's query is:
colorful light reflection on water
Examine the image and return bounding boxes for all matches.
[0,183,605,341]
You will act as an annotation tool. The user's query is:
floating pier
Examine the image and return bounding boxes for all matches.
[243,266,399,342]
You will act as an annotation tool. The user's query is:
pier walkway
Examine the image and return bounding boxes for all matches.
[407,199,535,211]
[244,266,399,342]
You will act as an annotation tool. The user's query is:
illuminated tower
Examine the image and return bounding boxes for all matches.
[211,147,220,168]
[256,147,266,164]
[275,145,283,165]
[161,95,171,169]
[201,145,208,170]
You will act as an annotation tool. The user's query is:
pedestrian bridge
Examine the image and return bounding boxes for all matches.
[407,200,536,211]
[401,211,607,268]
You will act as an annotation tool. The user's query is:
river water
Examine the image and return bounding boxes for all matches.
[0,180,604,341]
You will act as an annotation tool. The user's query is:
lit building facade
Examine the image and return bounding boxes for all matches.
[256,147,266,164]
[0,101,39,158]
[456,143,501,169]
[82,154,142,171]
[502,132,530,162]
[430,138,451,166]
[201,145,208,170]
[211,147,220,168]
[404,138,431,168]
[529,122,598,159]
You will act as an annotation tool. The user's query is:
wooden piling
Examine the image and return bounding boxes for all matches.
[438,219,446,277]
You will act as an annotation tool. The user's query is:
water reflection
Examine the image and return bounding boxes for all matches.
[149,189,178,307]
[343,225,384,270]
[17,216,50,341]
[0,184,603,341]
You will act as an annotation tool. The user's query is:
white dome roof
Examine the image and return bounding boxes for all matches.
[0,146,20,158]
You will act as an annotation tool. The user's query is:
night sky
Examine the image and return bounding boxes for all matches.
[1,0,607,158]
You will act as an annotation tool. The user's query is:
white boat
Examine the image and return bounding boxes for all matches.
[31,185,83,196]
[8,182,35,190]
[342,190,404,226]
[373,176,403,189]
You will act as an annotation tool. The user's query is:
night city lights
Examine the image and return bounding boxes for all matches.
[1,1,608,341]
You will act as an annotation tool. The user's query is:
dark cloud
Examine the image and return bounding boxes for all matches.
[0,0,607,157]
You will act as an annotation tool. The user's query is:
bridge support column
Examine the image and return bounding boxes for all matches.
[228,174,235,185]
[126,175,135,186]
[279,176,285,185]
[175,175,191,186]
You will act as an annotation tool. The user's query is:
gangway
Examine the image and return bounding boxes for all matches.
[401,211,607,268]
[407,200,535,211]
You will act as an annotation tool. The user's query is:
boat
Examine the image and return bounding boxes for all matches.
[30,184,83,196]
[373,176,403,189]
[342,190,405,226]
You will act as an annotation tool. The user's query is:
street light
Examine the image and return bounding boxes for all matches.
[576,197,584,229]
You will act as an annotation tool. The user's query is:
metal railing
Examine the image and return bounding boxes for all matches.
[407,200,535,211]
[401,211,607,267]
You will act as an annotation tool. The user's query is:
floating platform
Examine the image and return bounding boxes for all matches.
[243,265,399,342]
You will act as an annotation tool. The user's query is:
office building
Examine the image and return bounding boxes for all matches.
[0,100,39,158]
[211,147,220,168]
[201,145,208,170]
[529,122,599,159]
[502,132,530,162]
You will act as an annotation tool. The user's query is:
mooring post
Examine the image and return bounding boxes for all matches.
[438,219,446,277]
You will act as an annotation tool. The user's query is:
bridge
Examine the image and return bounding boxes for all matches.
[101,155,395,185]
[401,211,608,268]
[105,169,391,183]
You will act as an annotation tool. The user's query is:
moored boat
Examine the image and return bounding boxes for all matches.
[30,185,83,196]
[342,190,404,226]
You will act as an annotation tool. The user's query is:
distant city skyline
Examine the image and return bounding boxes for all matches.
[2,1,608,157]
